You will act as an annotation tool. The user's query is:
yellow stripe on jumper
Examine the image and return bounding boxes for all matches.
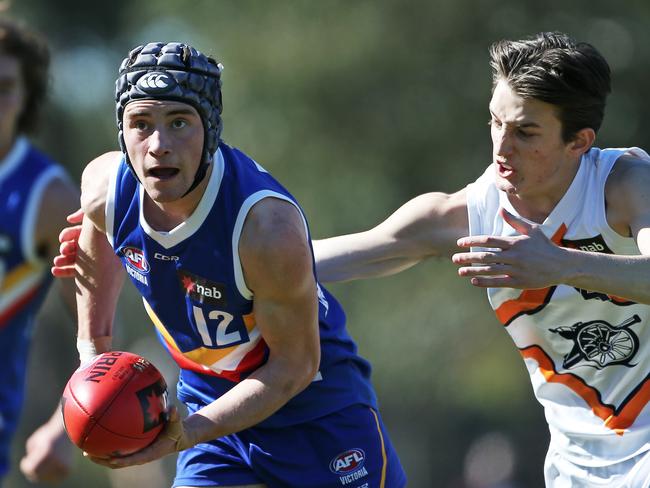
[143,298,257,367]
[371,408,388,488]
[1,262,42,292]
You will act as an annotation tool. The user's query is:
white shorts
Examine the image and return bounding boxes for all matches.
[544,447,650,487]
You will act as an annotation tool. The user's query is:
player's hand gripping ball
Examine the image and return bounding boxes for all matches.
[61,351,168,457]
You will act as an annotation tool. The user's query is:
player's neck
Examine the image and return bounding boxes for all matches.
[143,165,212,231]
[507,158,581,223]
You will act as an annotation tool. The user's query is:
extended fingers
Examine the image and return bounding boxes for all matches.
[452,250,509,265]
[58,225,82,243]
[464,275,516,288]
[66,208,84,224]
[84,450,149,469]
[59,240,76,256]
[52,239,79,278]
[51,257,76,278]
[499,208,534,234]
[457,264,510,277]
[456,235,513,249]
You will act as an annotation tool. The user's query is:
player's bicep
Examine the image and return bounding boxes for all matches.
[80,151,121,233]
[612,159,650,255]
[239,199,320,384]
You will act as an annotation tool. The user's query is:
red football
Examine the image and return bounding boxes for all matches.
[61,351,168,457]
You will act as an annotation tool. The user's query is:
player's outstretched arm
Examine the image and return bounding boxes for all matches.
[75,153,125,361]
[91,198,320,468]
[453,154,650,303]
[55,189,472,286]
[313,189,469,282]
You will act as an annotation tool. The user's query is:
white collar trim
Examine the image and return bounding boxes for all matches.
[139,148,225,249]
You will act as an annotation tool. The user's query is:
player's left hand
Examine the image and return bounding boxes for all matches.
[20,415,74,483]
[452,208,566,289]
[85,406,194,469]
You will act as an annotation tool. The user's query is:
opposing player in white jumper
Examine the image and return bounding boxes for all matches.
[313,32,650,487]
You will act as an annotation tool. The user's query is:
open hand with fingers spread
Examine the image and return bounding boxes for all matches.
[452,208,568,289]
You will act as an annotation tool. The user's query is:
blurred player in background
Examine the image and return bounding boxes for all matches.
[70,41,406,487]
[0,16,79,484]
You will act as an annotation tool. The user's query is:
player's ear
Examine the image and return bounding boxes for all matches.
[567,127,595,156]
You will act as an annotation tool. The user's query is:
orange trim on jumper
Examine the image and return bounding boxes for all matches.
[495,224,567,326]
[521,345,650,435]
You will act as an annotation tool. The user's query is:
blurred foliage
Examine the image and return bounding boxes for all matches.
[5,0,650,486]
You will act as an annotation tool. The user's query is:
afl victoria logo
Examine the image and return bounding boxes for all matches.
[329,448,366,474]
[136,72,176,94]
[121,246,150,273]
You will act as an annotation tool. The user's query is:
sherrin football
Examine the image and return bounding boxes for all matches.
[61,351,168,457]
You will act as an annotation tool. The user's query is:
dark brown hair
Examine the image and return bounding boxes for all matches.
[0,17,50,134]
[489,32,611,142]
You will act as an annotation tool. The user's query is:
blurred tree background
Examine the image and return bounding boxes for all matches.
[4,0,650,487]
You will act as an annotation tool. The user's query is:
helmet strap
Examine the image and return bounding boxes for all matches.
[181,157,211,198]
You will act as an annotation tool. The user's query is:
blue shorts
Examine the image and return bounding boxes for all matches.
[173,403,406,488]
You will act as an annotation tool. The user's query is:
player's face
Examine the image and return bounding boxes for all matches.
[489,79,579,215]
[0,53,25,157]
[123,100,204,203]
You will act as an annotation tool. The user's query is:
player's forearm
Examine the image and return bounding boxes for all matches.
[75,218,124,341]
[560,248,650,304]
[314,234,421,282]
[183,357,316,445]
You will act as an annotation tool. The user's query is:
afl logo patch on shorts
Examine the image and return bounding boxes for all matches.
[136,72,177,94]
[329,448,366,474]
